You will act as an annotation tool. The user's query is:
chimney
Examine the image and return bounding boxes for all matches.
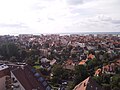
[84,83,86,87]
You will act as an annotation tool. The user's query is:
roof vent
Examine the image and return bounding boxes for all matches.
[21,65,24,69]
[1,66,4,68]
[37,87,40,89]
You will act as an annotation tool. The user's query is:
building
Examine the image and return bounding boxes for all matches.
[102,63,116,74]
[73,77,103,90]
[79,60,87,66]
[63,59,75,70]
[10,65,51,90]
[0,64,10,90]
[94,68,102,76]
[0,64,51,90]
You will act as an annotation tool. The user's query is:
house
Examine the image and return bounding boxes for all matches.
[73,77,103,90]
[9,65,51,90]
[94,68,102,76]
[66,60,74,65]
[63,60,75,70]
[88,54,95,60]
[116,60,120,66]
[41,57,50,63]
[102,63,116,74]
[50,59,56,66]
[0,64,10,90]
[79,60,87,66]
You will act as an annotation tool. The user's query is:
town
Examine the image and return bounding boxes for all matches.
[0,33,120,90]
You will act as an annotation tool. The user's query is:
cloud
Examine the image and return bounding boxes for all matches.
[0,0,120,35]
[66,0,83,5]
[33,5,45,10]
[111,20,120,24]
[48,17,55,21]
[115,25,120,27]
[97,15,120,25]
[66,0,97,6]
[0,23,28,28]
[98,15,112,21]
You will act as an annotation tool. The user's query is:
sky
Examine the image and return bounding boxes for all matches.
[0,0,120,35]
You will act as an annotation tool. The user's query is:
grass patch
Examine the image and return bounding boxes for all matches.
[33,65,41,69]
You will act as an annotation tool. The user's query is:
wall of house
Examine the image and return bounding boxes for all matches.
[0,76,6,90]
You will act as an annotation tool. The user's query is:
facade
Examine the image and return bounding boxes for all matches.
[0,64,10,90]
[102,63,116,74]
[10,65,51,90]
[0,64,51,90]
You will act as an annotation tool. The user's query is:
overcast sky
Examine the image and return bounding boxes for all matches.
[0,0,120,35]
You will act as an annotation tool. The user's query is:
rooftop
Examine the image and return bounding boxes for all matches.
[11,65,51,90]
[0,64,9,71]
[73,77,103,90]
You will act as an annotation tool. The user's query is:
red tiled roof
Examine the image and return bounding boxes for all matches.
[79,60,86,65]
[11,65,46,90]
[102,63,116,72]
[116,60,120,66]
[66,60,73,65]
[88,54,95,59]
[94,68,102,76]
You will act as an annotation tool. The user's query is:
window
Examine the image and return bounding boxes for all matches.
[46,86,51,90]
[38,77,44,82]
[42,81,47,86]
[31,69,36,73]
[34,73,40,77]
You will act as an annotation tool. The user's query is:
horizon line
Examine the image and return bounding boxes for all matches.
[0,32,120,36]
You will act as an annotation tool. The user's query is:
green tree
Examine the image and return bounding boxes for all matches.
[0,43,19,59]
[93,76,102,85]
[74,65,89,85]
[113,87,120,90]
[110,75,120,90]
[28,49,40,60]
[18,49,28,60]
[26,57,35,66]
[51,64,68,85]
[66,81,75,90]
[102,84,111,90]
